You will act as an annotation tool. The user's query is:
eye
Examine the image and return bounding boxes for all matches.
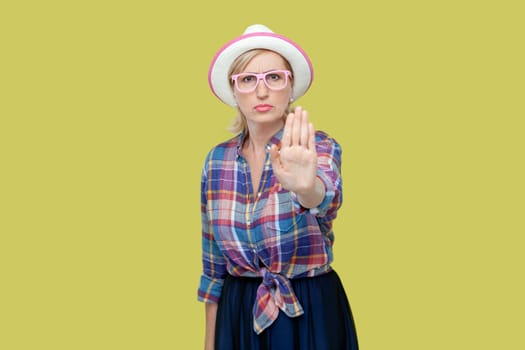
[241,74,256,83]
[267,73,282,81]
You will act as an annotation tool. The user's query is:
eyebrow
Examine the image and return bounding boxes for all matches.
[241,69,285,74]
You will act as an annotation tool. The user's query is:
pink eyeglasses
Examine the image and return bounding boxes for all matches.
[231,70,292,93]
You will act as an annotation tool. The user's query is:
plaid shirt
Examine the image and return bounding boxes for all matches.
[197,128,343,334]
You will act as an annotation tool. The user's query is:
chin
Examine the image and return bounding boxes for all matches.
[251,113,282,123]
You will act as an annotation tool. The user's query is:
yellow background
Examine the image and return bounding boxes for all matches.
[1,0,523,349]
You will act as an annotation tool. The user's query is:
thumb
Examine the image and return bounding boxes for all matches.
[269,144,282,173]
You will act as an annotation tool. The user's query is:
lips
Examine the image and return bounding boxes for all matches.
[254,104,273,112]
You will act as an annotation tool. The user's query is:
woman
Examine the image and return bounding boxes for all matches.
[198,24,359,350]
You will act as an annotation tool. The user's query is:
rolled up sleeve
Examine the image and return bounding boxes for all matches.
[197,162,226,303]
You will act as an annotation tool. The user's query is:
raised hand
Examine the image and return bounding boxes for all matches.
[269,106,323,207]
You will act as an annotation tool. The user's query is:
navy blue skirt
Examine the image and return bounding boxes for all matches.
[215,270,359,350]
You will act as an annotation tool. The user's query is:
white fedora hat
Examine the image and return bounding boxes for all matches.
[208,24,314,107]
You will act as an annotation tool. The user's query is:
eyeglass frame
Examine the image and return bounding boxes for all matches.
[230,70,292,93]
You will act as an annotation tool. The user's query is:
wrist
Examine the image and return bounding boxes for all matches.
[295,177,325,209]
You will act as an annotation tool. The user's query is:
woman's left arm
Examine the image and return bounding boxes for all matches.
[269,106,335,210]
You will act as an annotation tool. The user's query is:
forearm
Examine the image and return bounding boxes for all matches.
[295,177,325,209]
[204,302,218,350]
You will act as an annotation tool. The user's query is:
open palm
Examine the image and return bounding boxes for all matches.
[269,107,317,195]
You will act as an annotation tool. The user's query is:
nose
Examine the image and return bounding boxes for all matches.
[255,78,269,98]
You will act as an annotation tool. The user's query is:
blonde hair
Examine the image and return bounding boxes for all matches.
[227,49,294,135]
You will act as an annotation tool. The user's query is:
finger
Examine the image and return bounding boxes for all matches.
[269,144,282,174]
[291,106,302,145]
[282,112,294,147]
[300,109,309,146]
[308,122,316,151]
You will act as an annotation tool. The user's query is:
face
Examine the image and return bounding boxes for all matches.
[232,51,293,131]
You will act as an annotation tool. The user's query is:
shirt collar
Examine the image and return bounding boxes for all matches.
[236,128,284,159]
